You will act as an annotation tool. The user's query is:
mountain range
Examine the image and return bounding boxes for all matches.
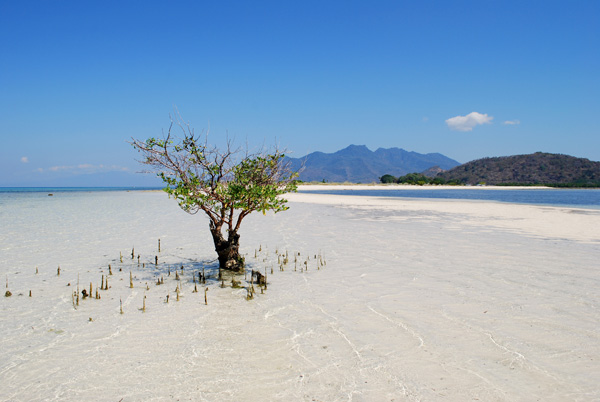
[285,145,460,183]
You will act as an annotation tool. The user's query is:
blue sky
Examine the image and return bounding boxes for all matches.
[1,1,598,186]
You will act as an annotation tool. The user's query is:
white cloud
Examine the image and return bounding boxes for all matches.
[445,112,493,132]
[39,164,130,174]
[21,156,29,163]
[503,119,520,125]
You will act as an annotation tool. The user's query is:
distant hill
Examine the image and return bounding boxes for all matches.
[421,165,446,178]
[286,145,460,183]
[436,152,600,187]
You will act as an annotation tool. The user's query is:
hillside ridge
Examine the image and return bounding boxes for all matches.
[436,152,600,187]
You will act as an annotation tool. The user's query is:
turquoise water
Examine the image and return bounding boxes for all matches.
[0,187,161,193]
[0,187,162,207]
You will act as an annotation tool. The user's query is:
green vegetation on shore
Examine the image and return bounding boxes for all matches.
[380,153,600,188]
[379,173,461,186]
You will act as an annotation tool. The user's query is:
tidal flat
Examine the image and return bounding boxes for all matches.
[1,189,599,401]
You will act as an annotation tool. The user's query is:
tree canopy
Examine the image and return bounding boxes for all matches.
[131,115,298,270]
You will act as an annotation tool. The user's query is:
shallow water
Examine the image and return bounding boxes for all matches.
[1,191,599,401]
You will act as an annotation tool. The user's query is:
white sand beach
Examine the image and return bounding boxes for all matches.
[1,189,599,401]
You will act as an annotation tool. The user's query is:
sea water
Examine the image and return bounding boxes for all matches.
[300,188,600,209]
[1,188,599,401]
[3,187,599,209]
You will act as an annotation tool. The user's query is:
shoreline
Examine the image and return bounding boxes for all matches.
[286,191,600,244]
[295,183,600,211]
[298,183,556,191]
[6,183,600,193]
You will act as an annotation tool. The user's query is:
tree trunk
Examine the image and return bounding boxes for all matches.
[209,222,244,272]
